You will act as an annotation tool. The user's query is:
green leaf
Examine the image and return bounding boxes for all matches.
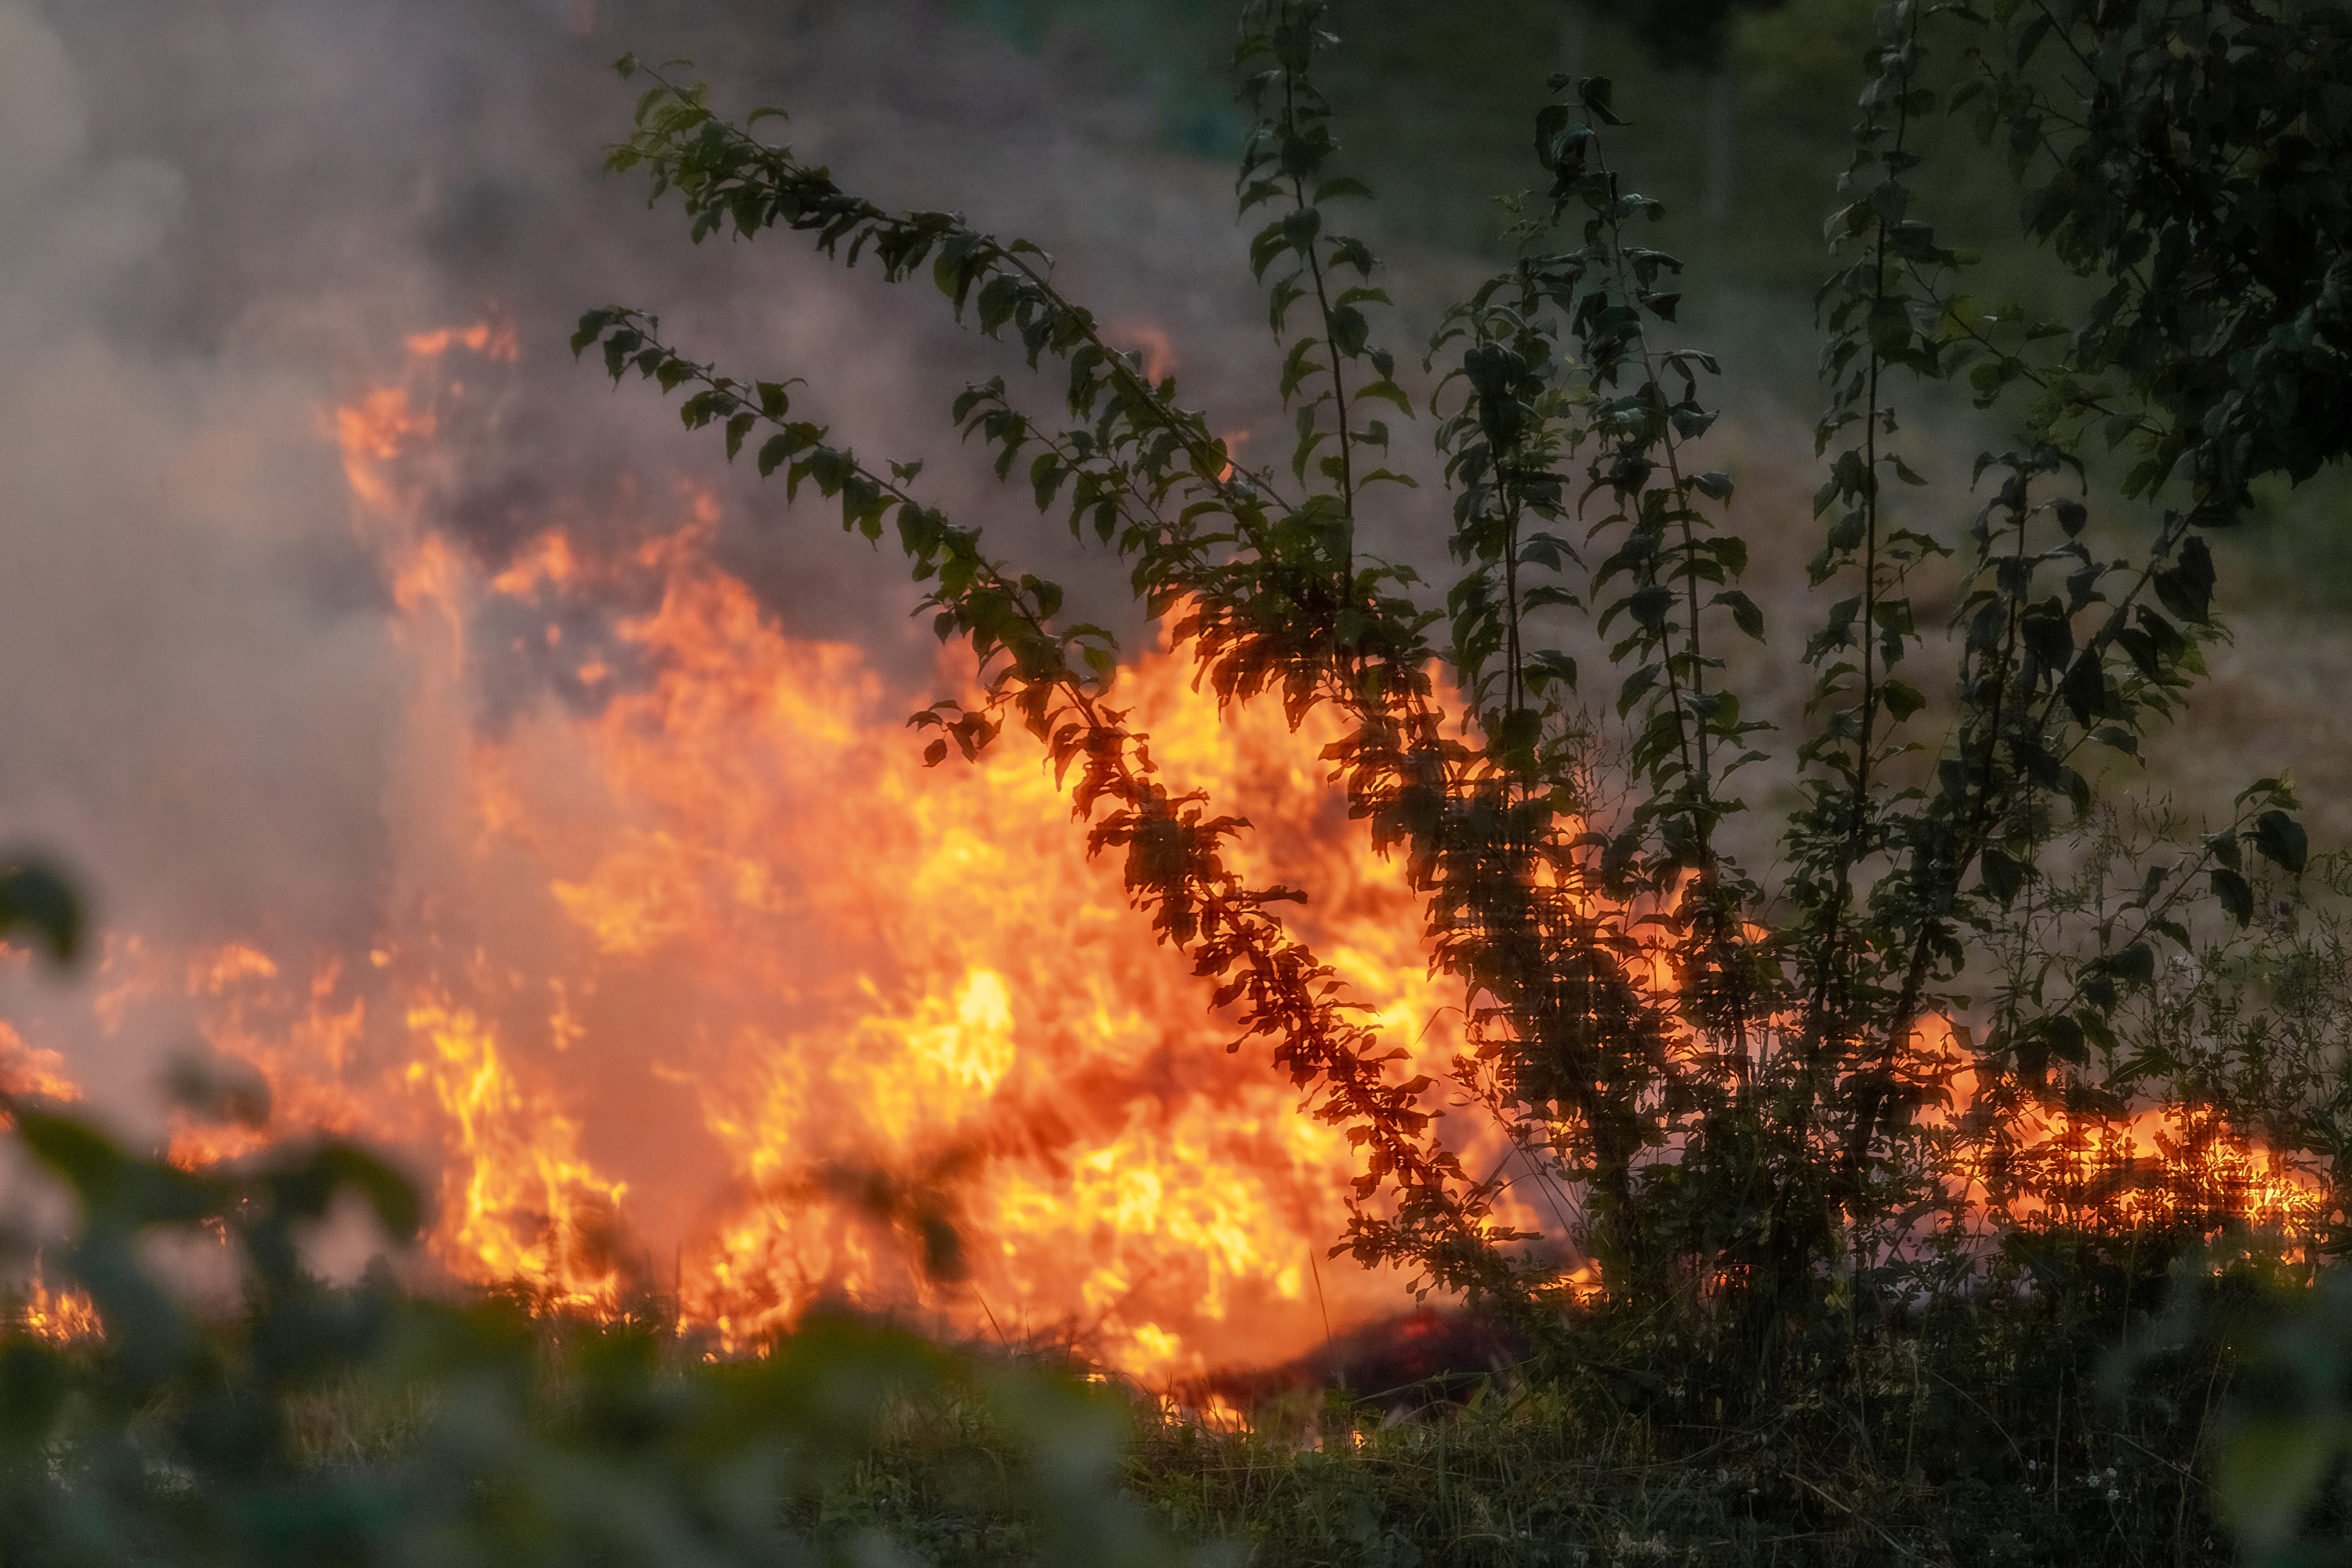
[1522,650,1578,690]
[1868,296,1914,361]
[1577,76,1627,126]
[1980,846,2026,906]
[0,1340,69,1446]
[1880,678,1926,722]
[2061,653,2110,723]
[1617,663,1661,719]
[16,1109,218,1227]
[2153,537,2216,624]
[571,307,619,356]
[309,1144,425,1242]
[2210,866,2254,926]
[2252,810,2309,875]
[1327,304,1370,358]
[757,429,808,478]
[1711,589,1765,641]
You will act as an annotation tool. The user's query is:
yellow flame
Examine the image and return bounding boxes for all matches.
[405,1000,629,1311]
[14,1262,100,1345]
[5,321,2320,1389]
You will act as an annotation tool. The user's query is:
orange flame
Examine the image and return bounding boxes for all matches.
[1972,1098,2325,1241]
[142,325,1465,1376]
[2,324,2328,1375]
[14,1264,100,1345]
[1105,321,1175,384]
[404,322,518,362]
[0,1022,80,1106]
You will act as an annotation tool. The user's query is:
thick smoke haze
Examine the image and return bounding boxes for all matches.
[0,0,1291,1108]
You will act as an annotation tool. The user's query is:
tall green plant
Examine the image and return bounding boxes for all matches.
[578,0,2337,1364]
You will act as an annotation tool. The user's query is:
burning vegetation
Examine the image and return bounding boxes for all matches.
[0,318,2326,1394]
[10,326,1464,1380]
[7,1,2352,1562]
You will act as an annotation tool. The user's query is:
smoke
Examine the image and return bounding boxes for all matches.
[0,3,399,1088]
[0,0,1388,1319]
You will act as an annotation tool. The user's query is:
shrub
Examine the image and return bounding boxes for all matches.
[580,0,2348,1329]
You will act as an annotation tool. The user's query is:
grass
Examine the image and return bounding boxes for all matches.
[748,1249,2288,1565]
[21,1225,2314,1565]
[1120,1307,2229,1563]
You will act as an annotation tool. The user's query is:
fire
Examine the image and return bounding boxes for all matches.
[1104,321,1175,384]
[500,514,1463,1368]
[13,1263,99,1346]
[1906,1025,2328,1248]
[403,1000,632,1311]
[331,388,432,512]
[0,1022,79,1105]
[1971,1098,2326,1242]
[0,324,2330,1373]
[405,322,518,362]
[73,324,1460,1379]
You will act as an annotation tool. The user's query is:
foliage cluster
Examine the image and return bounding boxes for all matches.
[582,0,2336,1303]
[0,1124,1195,1560]
[942,0,2077,349]
[573,0,2352,1555]
[1131,1282,2247,1567]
